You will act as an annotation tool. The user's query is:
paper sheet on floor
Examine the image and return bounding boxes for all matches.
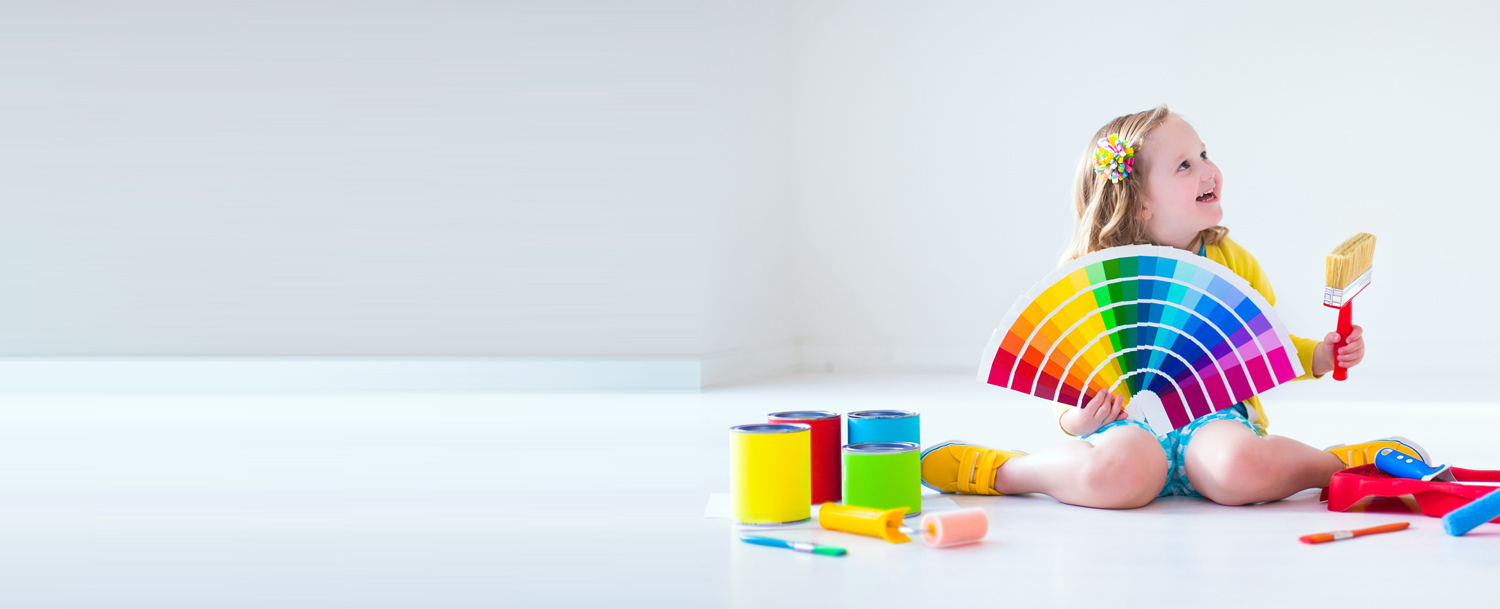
[704,492,961,529]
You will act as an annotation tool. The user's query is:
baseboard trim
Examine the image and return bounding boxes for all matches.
[0,357,706,392]
[0,353,1485,398]
[700,341,799,387]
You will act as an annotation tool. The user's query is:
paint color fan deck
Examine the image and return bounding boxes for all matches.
[977,245,1304,435]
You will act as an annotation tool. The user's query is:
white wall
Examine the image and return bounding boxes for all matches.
[699,1,801,383]
[790,0,1500,379]
[0,1,797,383]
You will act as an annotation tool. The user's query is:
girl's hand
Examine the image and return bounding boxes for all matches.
[1061,390,1128,437]
[1312,324,1364,376]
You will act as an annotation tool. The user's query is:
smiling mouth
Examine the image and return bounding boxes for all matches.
[1196,188,1217,203]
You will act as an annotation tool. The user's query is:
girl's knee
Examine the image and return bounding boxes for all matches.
[1195,437,1279,505]
[1078,443,1166,509]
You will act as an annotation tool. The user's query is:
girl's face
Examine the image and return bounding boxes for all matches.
[1138,116,1223,250]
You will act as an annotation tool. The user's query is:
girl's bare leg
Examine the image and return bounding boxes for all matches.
[992,424,1167,509]
[1183,420,1346,506]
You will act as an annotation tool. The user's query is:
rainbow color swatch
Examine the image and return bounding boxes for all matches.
[977,245,1304,435]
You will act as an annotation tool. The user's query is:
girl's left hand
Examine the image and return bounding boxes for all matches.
[1313,324,1364,376]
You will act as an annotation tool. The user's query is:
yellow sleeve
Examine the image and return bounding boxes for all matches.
[1289,334,1322,381]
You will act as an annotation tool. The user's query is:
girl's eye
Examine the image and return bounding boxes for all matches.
[1178,160,1190,170]
[1200,151,1209,159]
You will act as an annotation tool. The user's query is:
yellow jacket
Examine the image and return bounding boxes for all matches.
[1050,237,1322,436]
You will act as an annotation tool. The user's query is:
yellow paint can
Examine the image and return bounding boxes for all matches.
[730,423,811,525]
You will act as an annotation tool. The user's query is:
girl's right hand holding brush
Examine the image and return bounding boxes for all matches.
[1311,324,1365,377]
[1062,391,1129,436]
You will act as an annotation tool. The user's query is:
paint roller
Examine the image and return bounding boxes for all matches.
[818,503,988,547]
[1442,487,1500,537]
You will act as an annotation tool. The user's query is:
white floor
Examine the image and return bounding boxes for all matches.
[2,373,1498,607]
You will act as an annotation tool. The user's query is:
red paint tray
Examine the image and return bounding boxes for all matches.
[1321,464,1500,522]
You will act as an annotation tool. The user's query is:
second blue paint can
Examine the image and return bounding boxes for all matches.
[846,410,920,445]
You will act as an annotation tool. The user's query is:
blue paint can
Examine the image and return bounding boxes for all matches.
[846,410,919,445]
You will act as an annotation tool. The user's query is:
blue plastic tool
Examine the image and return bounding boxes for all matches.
[1442,488,1500,536]
[1374,447,1452,482]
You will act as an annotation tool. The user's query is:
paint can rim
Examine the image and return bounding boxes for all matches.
[731,423,811,434]
[847,410,919,420]
[843,441,919,454]
[734,517,813,526]
[767,410,840,421]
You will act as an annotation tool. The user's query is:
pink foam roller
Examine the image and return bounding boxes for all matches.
[919,508,988,547]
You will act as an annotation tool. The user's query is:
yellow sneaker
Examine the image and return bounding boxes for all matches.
[1323,436,1429,468]
[919,440,1026,495]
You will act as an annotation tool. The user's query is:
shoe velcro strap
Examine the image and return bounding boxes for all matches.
[975,450,1001,495]
[956,448,981,494]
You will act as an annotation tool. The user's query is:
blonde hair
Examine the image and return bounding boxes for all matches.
[1062,104,1227,262]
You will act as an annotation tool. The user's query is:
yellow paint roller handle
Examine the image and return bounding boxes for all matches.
[817,503,911,543]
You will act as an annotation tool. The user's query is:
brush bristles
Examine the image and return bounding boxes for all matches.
[1325,233,1376,289]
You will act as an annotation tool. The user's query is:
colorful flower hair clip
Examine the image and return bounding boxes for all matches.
[1093,133,1135,183]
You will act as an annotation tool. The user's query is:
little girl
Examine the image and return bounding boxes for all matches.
[921,105,1426,508]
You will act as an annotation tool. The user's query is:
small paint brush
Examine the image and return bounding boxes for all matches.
[1324,233,1376,381]
[1299,521,1409,544]
[738,534,847,556]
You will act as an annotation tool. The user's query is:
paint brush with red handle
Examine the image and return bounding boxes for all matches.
[1324,233,1376,381]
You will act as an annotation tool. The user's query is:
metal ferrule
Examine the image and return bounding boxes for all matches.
[1323,267,1373,308]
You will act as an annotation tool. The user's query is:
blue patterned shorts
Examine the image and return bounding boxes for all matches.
[1082,405,1259,497]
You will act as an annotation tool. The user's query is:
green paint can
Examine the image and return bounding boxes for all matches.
[842,442,921,515]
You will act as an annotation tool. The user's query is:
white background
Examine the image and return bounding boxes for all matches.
[3,7,1495,607]
[2,1,1497,388]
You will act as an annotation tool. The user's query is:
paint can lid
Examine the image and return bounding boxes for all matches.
[767,410,839,421]
[731,423,811,434]
[847,410,919,420]
[843,441,919,454]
